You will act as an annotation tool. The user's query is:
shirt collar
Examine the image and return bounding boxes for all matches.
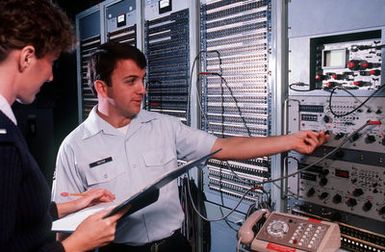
[0,95,17,125]
[82,106,157,139]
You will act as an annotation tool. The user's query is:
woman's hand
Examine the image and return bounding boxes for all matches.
[72,188,115,211]
[56,188,115,218]
[61,208,125,251]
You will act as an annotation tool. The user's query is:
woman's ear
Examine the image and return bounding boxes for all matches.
[18,45,35,72]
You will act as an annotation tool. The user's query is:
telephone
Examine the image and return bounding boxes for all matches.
[238,210,341,252]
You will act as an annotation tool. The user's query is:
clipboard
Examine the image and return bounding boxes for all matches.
[103,148,221,218]
[52,149,220,232]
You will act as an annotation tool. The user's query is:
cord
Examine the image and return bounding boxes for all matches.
[186,119,380,222]
[288,82,311,92]
[186,172,247,222]
[236,236,242,252]
[249,120,377,190]
[187,50,221,126]
[198,51,263,224]
[272,156,301,200]
[328,84,385,117]
[191,50,271,223]
[199,72,252,136]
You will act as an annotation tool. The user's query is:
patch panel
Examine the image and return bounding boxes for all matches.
[200,0,271,220]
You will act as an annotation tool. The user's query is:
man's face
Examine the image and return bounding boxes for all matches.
[105,59,146,119]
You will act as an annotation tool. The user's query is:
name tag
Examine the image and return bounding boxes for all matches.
[89,157,113,168]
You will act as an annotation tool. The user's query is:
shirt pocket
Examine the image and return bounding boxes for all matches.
[84,159,125,186]
[142,148,176,170]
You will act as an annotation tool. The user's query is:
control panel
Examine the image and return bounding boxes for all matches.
[288,95,385,152]
[286,94,385,250]
[314,35,382,91]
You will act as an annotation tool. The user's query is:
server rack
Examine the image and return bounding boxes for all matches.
[198,1,284,251]
[199,0,273,216]
[143,1,193,124]
[76,4,103,122]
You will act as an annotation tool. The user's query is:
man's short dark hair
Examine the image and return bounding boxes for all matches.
[88,42,147,94]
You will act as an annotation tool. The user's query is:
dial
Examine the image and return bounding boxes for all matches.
[266,220,289,238]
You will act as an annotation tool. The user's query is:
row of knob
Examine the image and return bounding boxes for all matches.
[347,60,380,71]
[306,188,385,214]
[316,69,381,82]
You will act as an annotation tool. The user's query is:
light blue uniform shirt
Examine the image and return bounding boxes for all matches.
[52,107,216,245]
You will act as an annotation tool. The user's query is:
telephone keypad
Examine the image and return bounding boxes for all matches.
[289,222,327,250]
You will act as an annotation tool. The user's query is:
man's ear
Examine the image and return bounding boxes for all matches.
[18,45,35,72]
[94,80,108,97]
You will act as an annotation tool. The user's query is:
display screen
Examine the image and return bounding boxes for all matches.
[323,49,346,68]
[300,172,317,181]
[159,0,172,14]
[335,169,349,178]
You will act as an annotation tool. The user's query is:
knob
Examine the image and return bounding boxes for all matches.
[359,60,371,70]
[365,135,376,144]
[351,133,360,142]
[319,177,328,187]
[353,81,368,87]
[315,73,328,81]
[363,201,372,212]
[353,188,364,197]
[323,115,332,123]
[333,194,342,204]
[334,133,345,140]
[319,192,329,200]
[331,73,344,80]
[347,60,360,70]
[369,69,381,76]
[307,188,316,197]
[346,198,357,207]
[323,82,338,89]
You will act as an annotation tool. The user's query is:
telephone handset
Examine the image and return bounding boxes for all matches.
[238,210,341,252]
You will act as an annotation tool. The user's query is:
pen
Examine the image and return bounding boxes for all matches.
[60,192,85,197]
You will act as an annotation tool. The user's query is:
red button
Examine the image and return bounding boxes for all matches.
[347,60,359,70]
[359,60,370,70]
[369,69,381,76]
